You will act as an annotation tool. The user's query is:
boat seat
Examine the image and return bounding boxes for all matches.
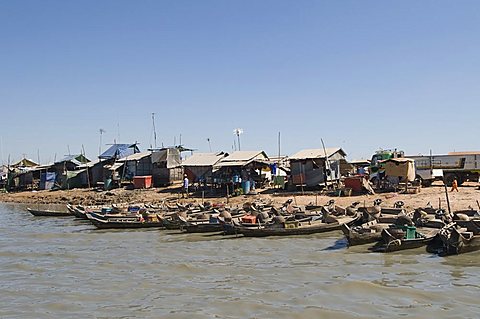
[377,216,397,223]
[422,219,445,229]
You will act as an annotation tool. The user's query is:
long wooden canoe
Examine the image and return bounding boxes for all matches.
[27,207,72,217]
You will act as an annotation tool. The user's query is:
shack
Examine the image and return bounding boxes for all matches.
[150,148,183,186]
[0,165,7,188]
[213,151,270,194]
[182,152,228,185]
[101,143,141,185]
[116,152,153,180]
[289,148,347,188]
[54,154,91,189]
[7,158,46,191]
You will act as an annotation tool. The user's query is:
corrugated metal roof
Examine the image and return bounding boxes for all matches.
[106,162,125,171]
[11,158,39,168]
[117,152,151,162]
[55,154,90,166]
[289,148,346,160]
[215,151,268,168]
[182,152,226,167]
[221,151,267,162]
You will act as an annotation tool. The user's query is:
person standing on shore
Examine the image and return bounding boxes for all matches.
[182,174,189,198]
[451,178,459,192]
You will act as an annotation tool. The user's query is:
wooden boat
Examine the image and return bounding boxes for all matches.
[27,207,72,217]
[439,220,480,255]
[341,220,386,246]
[371,222,444,253]
[67,204,89,219]
[181,222,225,233]
[342,209,414,246]
[180,211,246,234]
[87,213,165,229]
[236,213,361,237]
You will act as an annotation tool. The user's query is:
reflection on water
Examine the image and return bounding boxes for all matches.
[1,203,480,318]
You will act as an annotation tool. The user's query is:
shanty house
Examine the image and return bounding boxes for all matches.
[151,148,182,186]
[6,158,41,190]
[54,154,91,189]
[289,148,347,188]
[0,165,7,188]
[213,151,270,193]
[182,152,228,184]
[97,143,141,189]
[116,152,153,180]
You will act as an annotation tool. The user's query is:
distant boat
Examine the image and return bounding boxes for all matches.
[236,213,361,238]
[86,212,165,229]
[27,207,72,217]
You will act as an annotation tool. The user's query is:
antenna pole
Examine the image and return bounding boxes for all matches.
[152,113,157,148]
[237,132,241,151]
[278,131,281,159]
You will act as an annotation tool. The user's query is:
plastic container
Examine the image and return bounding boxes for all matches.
[242,215,257,224]
[241,181,251,195]
[405,226,417,239]
[133,176,152,189]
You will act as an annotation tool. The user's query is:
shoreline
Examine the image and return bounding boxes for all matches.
[1,182,479,212]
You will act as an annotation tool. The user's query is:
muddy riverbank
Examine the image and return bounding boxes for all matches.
[1,182,479,212]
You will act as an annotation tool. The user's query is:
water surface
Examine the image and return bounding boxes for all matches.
[1,203,479,318]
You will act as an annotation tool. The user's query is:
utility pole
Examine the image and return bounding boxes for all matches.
[99,129,106,157]
[233,128,243,151]
[152,113,157,149]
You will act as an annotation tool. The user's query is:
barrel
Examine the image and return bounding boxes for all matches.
[241,181,251,194]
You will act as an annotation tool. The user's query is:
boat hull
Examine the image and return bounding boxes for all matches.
[27,208,72,217]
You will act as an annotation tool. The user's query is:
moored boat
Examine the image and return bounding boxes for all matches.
[87,212,165,229]
[371,222,444,253]
[27,207,72,217]
[341,220,386,246]
[236,213,361,238]
[439,220,480,255]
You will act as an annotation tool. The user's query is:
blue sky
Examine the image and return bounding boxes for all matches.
[1,0,479,164]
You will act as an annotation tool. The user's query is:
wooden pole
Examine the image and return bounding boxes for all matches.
[82,145,91,189]
[300,163,304,195]
[226,183,229,204]
[321,138,334,190]
[278,131,281,166]
[443,181,452,217]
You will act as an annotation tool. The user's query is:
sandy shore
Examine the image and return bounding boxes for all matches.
[1,181,479,211]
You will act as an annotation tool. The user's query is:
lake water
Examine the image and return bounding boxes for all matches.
[1,203,479,318]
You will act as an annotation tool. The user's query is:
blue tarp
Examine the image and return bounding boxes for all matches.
[40,172,56,190]
[99,144,140,160]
